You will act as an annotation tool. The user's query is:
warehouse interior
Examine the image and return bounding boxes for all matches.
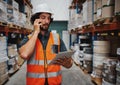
[0,0,120,85]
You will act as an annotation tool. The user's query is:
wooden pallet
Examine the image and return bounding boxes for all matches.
[93,17,114,26]
[112,15,120,22]
[0,78,9,85]
[0,21,8,26]
[91,76,102,85]
[0,73,9,85]
[95,16,120,26]
[8,23,21,29]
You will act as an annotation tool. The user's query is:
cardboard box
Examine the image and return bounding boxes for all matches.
[115,0,120,14]
[102,0,114,6]
[13,0,18,10]
[102,5,114,18]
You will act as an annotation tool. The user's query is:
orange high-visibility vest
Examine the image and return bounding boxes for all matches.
[27,32,61,85]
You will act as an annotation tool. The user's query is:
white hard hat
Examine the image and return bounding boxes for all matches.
[32,3,53,15]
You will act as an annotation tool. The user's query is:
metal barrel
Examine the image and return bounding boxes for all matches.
[92,40,110,78]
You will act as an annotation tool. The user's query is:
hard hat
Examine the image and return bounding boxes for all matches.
[32,3,53,15]
[30,3,53,24]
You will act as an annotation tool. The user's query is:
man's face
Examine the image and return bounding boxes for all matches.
[39,13,51,31]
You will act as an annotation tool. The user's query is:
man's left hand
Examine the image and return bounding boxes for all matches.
[53,57,73,68]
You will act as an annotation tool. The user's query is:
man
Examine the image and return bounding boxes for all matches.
[18,3,73,85]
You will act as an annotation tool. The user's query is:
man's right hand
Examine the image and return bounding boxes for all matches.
[34,19,42,33]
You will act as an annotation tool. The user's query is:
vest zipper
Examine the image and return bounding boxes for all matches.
[43,50,49,85]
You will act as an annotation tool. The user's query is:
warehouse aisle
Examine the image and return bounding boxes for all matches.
[5,62,94,85]
[5,62,26,85]
[61,64,94,85]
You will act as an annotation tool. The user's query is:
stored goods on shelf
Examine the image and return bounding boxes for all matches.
[106,36,120,56]
[8,44,18,58]
[19,12,26,27]
[116,61,120,85]
[115,0,120,15]
[93,53,109,69]
[96,0,102,19]
[83,0,92,25]
[7,4,14,23]
[0,36,8,62]
[79,35,91,44]
[0,61,8,76]
[0,55,9,85]
[13,9,19,26]
[0,72,9,85]
[92,40,110,79]
[96,0,102,9]
[102,57,118,84]
[0,1,7,22]
[83,48,93,73]
[13,0,19,10]
[102,79,116,85]
[72,43,80,64]
[102,5,114,18]
[24,4,32,29]
[102,0,114,7]
[8,57,19,74]
[0,1,6,12]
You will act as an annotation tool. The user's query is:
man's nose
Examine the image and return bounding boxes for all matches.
[45,18,50,23]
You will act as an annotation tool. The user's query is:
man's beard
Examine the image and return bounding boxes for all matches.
[40,24,49,32]
[40,27,48,31]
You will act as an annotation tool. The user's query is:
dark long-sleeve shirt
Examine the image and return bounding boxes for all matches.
[18,31,67,52]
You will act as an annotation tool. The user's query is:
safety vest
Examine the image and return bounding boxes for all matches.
[27,32,61,85]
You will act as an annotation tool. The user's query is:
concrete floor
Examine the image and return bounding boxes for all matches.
[5,62,94,85]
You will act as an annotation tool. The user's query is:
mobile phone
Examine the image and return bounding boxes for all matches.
[39,22,42,30]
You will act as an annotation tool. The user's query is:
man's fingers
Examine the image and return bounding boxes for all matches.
[34,19,42,25]
[53,60,62,65]
[56,59,63,63]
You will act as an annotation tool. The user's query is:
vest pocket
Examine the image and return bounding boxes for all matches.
[51,45,58,54]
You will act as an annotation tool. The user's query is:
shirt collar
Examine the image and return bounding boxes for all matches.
[38,31,50,39]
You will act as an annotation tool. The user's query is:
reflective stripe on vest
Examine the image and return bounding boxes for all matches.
[27,70,62,78]
[28,59,51,65]
[52,33,59,45]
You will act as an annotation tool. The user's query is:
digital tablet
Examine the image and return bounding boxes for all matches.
[49,51,74,65]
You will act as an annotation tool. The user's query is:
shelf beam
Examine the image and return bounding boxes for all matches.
[70,22,120,34]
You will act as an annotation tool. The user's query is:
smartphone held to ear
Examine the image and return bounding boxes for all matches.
[38,22,42,30]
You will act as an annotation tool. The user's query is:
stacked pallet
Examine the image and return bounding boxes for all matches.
[0,36,9,85]
[7,44,20,74]
[0,0,33,30]
[0,0,7,22]
[83,0,92,25]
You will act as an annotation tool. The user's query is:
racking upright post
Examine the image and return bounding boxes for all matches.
[69,33,72,49]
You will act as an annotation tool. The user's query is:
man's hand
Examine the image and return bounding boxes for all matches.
[53,57,73,68]
[34,19,42,33]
